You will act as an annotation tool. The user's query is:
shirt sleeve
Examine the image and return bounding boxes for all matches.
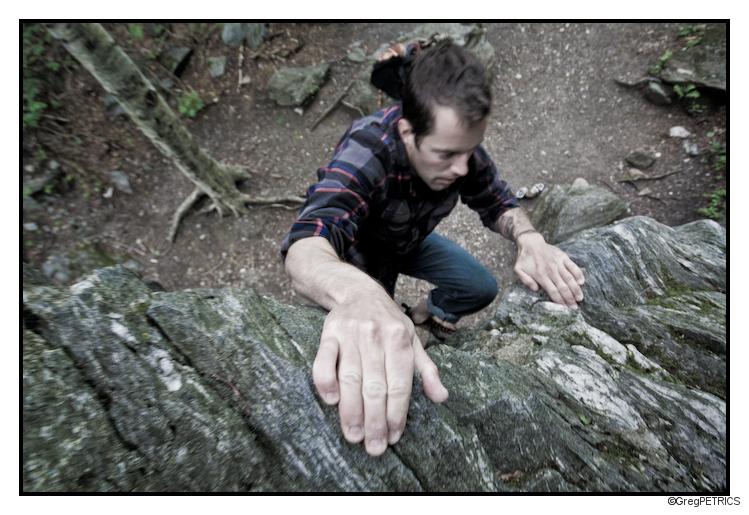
[459,146,519,228]
[280,125,389,263]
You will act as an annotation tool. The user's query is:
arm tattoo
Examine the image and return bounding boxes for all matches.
[494,209,538,243]
[496,215,515,241]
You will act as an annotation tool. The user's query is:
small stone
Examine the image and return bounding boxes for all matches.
[244,23,266,50]
[109,171,133,194]
[158,47,193,76]
[642,82,672,106]
[206,56,227,78]
[626,152,655,169]
[222,23,245,46]
[570,177,589,190]
[347,47,366,62]
[24,222,39,231]
[683,140,699,156]
[669,126,691,138]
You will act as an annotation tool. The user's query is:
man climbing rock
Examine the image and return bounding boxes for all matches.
[281,40,585,456]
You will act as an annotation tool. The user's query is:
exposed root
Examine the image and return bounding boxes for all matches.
[168,186,204,242]
[168,187,304,243]
[225,164,254,181]
[238,193,306,205]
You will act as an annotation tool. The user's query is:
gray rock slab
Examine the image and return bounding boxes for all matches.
[23,208,726,491]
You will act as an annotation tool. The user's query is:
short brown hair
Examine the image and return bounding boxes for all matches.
[401,40,492,147]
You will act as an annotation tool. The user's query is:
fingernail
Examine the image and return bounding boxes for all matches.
[388,429,401,445]
[348,426,362,439]
[368,438,386,454]
[325,392,338,403]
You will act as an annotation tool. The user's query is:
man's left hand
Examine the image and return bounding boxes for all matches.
[513,231,585,308]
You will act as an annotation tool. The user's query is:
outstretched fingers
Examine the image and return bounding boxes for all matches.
[412,335,449,404]
[383,335,415,446]
[312,332,341,405]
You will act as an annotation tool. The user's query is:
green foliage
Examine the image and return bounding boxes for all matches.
[23,24,50,130]
[188,23,207,36]
[178,91,204,118]
[698,189,726,219]
[673,83,700,100]
[128,23,144,40]
[677,24,704,48]
[709,140,726,173]
[578,413,592,425]
[649,50,673,75]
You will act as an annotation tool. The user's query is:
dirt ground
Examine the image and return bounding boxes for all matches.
[22,22,727,332]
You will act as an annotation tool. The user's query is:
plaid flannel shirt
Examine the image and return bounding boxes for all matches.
[280,103,519,290]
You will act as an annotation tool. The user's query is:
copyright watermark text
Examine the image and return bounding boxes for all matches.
[669,497,740,507]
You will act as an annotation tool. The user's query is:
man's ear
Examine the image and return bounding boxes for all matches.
[398,118,414,147]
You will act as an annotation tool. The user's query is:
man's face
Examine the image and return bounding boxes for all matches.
[398,105,488,191]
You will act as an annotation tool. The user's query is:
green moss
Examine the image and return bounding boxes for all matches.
[625,351,647,374]
[596,435,639,464]
[132,300,150,317]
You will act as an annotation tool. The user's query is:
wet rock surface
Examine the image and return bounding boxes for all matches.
[23,184,726,491]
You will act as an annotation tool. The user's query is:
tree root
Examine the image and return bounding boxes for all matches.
[168,186,304,243]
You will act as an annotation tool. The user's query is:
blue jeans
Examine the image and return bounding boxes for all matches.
[390,232,498,323]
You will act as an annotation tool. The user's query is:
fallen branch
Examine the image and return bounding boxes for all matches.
[341,100,365,118]
[97,233,147,256]
[308,79,356,132]
[237,44,243,93]
[616,169,682,183]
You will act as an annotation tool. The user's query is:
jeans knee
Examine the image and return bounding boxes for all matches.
[474,274,498,307]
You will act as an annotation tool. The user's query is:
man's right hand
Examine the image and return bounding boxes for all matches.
[284,237,448,456]
[312,294,449,456]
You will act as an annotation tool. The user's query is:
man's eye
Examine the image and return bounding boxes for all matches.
[440,152,455,160]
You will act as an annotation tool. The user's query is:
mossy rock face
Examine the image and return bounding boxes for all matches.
[660,23,726,92]
[23,206,725,492]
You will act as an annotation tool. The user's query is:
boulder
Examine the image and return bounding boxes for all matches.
[530,179,628,244]
[659,23,726,93]
[157,47,192,77]
[222,23,266,49]
[266,63,330,107]
[23,184,726,492]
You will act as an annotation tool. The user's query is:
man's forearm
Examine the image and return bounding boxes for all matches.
[284,236,390,311]
[493,208,540,243]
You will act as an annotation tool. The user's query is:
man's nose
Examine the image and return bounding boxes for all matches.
[450,154,470,177]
